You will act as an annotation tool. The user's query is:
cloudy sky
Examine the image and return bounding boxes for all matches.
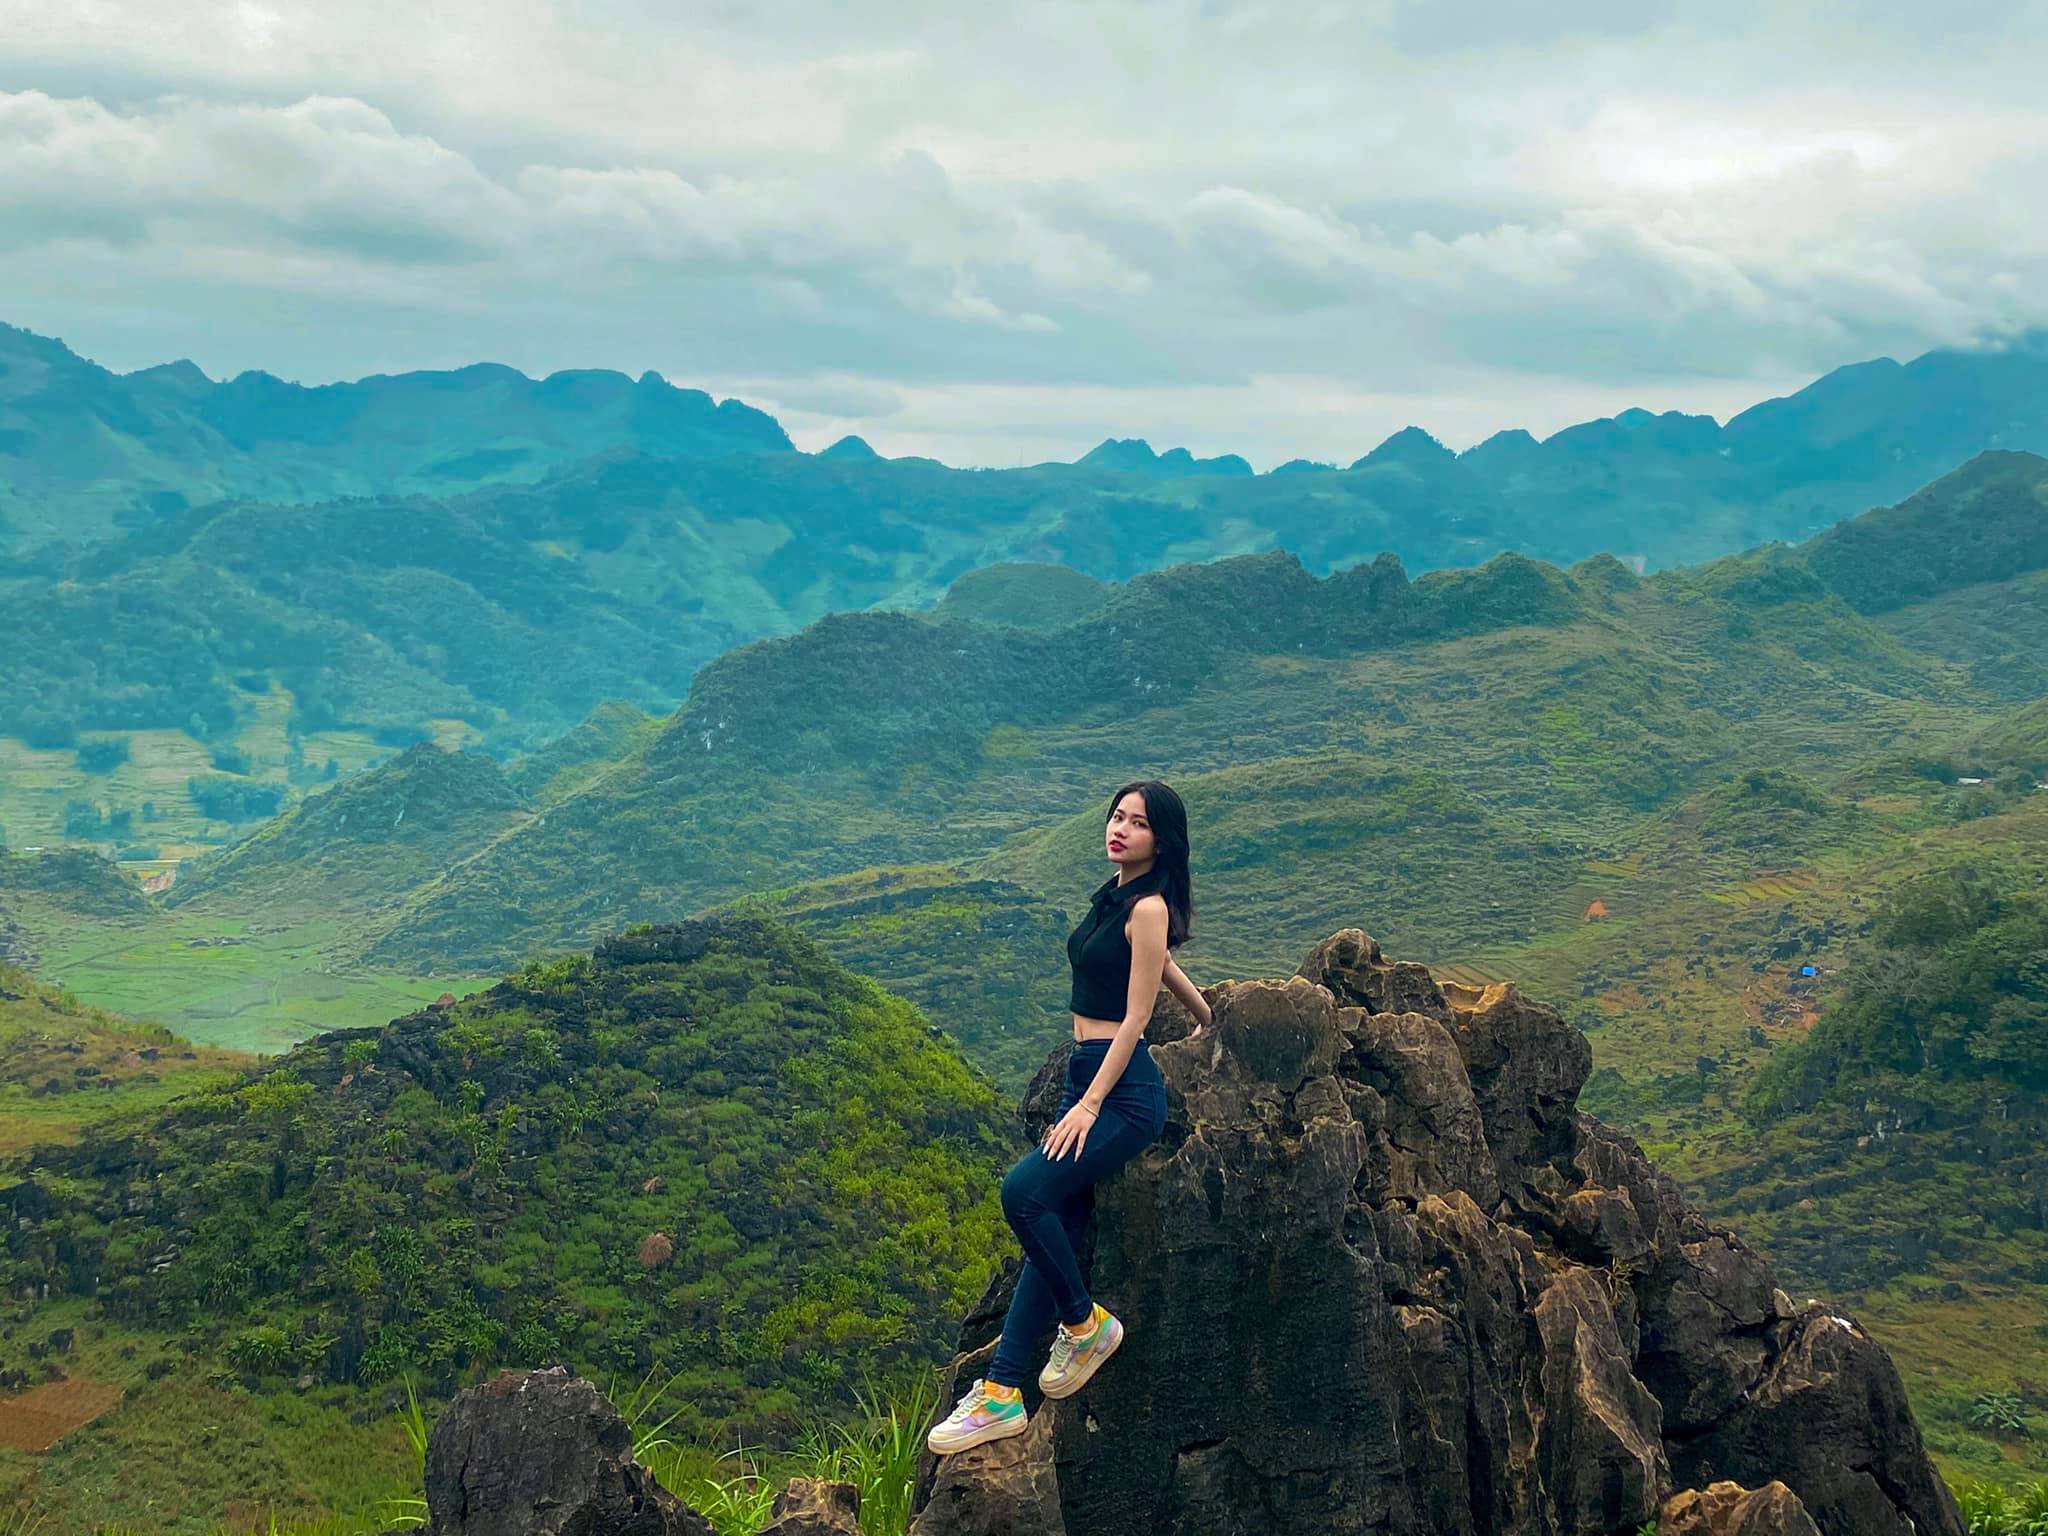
[3,1,2044,467]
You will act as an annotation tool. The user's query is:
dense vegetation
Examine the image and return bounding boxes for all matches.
[1696,861,2048,1312]
[3,914,1013,1451]
[325,454,2048,978]
[1750,862,2048,1116]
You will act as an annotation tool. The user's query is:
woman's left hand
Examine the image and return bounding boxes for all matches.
[1043,1101,1099,1161]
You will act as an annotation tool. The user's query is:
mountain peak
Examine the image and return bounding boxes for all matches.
[1078,436,1162,470]
[1461,428,1541,470]
[819,434,881,461]
[127,359,212,393]
[1352,424,1455,470]
[1076,438,1253,478]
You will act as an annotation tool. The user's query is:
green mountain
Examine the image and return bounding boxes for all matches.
[1074,436,1254,477]
[928,561,1113,629]
[504,699,665,806]
[1,915,1012,1455]
[164,744,533,915]
[8,323,2048,846]
[1799,449,2048,613]
[0,322,791,550]
[1673,853,2048,1441]
[0,843,152,970]
[328,457,2045,986]
[0,846,150,919]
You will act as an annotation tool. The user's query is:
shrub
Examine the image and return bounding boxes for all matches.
[187,774,285,822]
[226,1324,293,1375]
[1969,1392,2033,1439]
[76,737,131,774]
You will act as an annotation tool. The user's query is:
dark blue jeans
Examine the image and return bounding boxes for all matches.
[987,1038,1168,1389]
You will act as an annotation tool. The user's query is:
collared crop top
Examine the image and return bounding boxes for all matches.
[1067,866,1167,1020]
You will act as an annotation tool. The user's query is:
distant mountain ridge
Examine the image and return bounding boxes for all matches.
[0,322,793,548]
[6,320,2048,853]
[7,320,2048,565]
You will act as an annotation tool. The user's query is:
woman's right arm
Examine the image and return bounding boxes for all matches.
[1163,956,1213,1031]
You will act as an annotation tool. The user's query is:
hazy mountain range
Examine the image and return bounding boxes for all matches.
[6,322,2048,769]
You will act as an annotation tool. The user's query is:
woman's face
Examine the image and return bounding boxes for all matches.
[1105,791,1156,866]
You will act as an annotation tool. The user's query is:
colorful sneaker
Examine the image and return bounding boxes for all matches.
[1038,1303,1123,1398]
[926,1377,1028,1455]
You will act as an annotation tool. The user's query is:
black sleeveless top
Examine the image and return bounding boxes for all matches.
[1067,865,1168,1019]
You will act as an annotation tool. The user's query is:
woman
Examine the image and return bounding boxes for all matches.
[928,778,1212,1454]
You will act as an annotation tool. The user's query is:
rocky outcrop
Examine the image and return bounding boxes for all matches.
[1659,1481,1822,1536]
[755,1476,863,1535]
[908,931,1963,1536]
[420,1366,714,1536]
[416,1368,868,1536]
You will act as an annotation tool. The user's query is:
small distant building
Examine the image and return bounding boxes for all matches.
[1958,776,1985,786]
[1584,899,1610,922]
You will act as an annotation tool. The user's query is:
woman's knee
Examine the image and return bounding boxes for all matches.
[999,1163,1031,1219]
[1000,1156,1048,1221]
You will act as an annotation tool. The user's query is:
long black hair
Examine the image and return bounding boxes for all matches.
[1106,778,1193,950]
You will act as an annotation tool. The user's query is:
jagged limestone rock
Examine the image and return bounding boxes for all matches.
[1659,1480,1822,1536]
[913,1338,1068,1536]
[754,1476,862,1535]
[910,932,1964,1536]
[422,1366,713,1536]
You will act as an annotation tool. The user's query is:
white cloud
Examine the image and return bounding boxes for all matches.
[0,91,515,260]
[0,0,2043,461]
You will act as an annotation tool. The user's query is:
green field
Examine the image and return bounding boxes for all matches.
[0,694,485,868]
[13,908,493,1056]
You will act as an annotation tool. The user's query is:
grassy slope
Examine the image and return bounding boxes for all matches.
[1,916,1014,1531]
[0,963,251,1158]
[163,744,533,915]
